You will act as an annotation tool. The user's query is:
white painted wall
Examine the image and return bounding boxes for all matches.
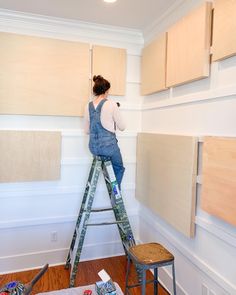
[0,10,142,273]
[1,1,236,295]
[140,1,236,294]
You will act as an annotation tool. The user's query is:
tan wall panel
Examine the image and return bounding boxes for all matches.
[212,0,236,61]
[141,33,167,95]
[0,131,61,183]
[136,133,198,237]
[201,137,236,226]
[166,2,212,87]
[0,32,90,116]
[92,45,126,96]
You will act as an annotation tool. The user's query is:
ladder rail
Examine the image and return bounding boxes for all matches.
[69,158,102,287]
[102,161,136,248]
[66,158,101,267]
[66,156,136,287]
[65,158,98,268]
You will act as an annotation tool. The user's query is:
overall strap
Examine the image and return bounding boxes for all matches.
[89,99,107,116]
[95,98,107,115]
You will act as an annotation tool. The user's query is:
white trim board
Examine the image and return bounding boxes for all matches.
[195,216,236,248]
[0,129,138,138]
[0,208,139,229]
[142,85,236,111]
[0,182,136,199]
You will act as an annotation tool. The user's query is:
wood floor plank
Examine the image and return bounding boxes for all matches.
[0,256,169,294]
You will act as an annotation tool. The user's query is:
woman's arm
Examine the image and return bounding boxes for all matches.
[113,103,126,131]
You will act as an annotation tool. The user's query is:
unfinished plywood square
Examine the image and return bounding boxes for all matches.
[212,0,236,61]
[166,2,212,87]
[136,133,198,237]
[92,45,126,96]
[201,137,236,226]
[141,33,167,95]
[0,131,61,183]
[0,32,90,116]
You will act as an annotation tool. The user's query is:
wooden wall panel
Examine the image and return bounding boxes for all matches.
[212,0,236,61]
[166,2,212,87]
[201,137,236,226]
[136,133,198,237]
[92,45,126,96]
[0,32,90,116]
[0,131,61,183]
[141,33,167,95]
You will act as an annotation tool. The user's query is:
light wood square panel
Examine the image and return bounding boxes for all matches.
[92,45,126,95]
[141,33,167,95]
[212,0,236,61]
[166,2,212,87]
[201,137,236,226]
[136,133,198,237]
[0,131,61,183]
[0,32,90,116]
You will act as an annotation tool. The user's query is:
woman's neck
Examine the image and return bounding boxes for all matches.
[94,94,106,104]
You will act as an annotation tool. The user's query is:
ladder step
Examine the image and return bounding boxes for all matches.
[81,208,113,213]
[104,176,110,183]
[89,207,113,213]
[86,220,126,226]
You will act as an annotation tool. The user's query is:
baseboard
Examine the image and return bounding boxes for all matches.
[0,240,124,274]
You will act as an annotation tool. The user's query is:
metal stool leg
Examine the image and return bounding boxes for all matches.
[154,267,158,295]
[172,262,177,295]
[125,255,131,295]
[141,269,146,295]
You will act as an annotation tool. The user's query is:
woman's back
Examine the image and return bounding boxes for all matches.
[84,99,125,134]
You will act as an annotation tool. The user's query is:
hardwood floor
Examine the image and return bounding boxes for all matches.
[0,256,169,295]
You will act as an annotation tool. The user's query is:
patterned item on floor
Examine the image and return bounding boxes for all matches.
[36,282,123,295]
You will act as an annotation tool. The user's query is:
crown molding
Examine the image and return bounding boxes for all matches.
[0,8,143,52]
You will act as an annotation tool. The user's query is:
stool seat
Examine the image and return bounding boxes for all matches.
[129,243,174,265]
[125,242,176,295]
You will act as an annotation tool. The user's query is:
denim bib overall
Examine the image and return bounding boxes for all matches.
[88,99,125,188]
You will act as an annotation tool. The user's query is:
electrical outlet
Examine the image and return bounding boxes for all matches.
[51,231,58,242]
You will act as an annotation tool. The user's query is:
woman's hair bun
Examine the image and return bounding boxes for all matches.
[92,75,110,95]
[93,75,103,82]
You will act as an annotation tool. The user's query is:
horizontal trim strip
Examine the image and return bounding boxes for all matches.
[61,156,136,166]
[0,129,138,137]
[142,85,236,111]
[61,130,138,137]
[0,182,136,199]
[195,216,236,248]
[0,208,139,229]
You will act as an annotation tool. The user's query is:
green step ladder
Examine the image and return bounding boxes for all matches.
[65,156,136,287]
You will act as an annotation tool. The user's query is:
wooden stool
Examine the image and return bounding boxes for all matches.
[125,243,176,295]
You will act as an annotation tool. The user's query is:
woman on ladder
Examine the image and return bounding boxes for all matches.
[84,75,126,189]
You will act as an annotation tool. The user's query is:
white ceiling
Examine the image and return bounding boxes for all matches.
[0,0,179,31]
